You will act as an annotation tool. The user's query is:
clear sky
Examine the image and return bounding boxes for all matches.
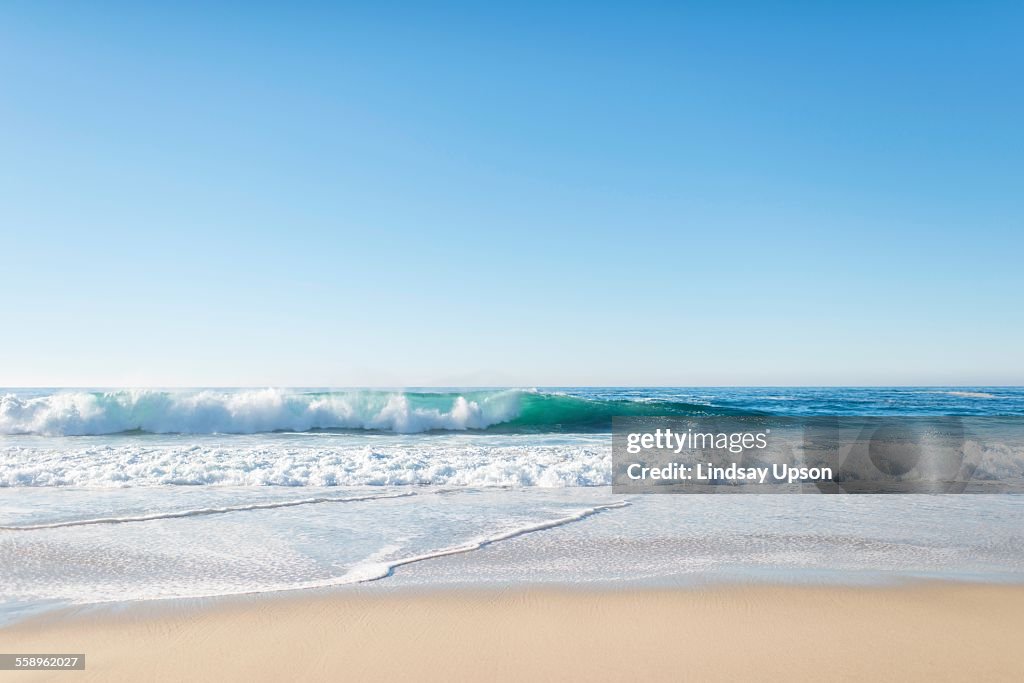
[1,2,1022,387]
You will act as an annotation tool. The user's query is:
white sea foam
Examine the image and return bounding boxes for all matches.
[4,433,1024,488]
[0,389,524,436]
[337,501,630,583]
[0,441,612,487]
[1,496,630,611]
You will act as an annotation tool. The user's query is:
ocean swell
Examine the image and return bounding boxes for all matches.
[0,389,522,436]
[0,389,720,436]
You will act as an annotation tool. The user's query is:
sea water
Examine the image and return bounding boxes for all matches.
[2,387,1024,623]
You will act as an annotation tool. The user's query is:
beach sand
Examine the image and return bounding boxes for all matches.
[2,583,1023,682]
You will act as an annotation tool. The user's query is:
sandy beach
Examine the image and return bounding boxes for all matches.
[3,583,1023,682]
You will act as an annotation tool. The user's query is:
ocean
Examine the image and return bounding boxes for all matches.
[2,387,1023,622]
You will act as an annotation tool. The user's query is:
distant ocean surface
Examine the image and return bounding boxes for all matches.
[2,387,1023,623]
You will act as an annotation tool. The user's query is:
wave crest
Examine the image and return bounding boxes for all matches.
[0,389,524,436]
[0,389,729,436]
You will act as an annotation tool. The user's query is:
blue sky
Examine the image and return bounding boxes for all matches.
[1,2,1022,386]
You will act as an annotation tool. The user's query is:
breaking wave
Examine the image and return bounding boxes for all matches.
[0,389,728,436]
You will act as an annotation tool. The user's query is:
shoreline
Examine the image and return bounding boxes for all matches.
[4,581,1024,682]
